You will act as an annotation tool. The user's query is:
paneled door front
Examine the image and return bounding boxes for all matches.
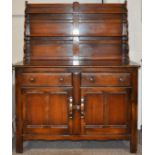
[21,87,73,135]
[80,87,131,135]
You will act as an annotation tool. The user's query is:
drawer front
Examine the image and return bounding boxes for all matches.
[81,73,131,86]
[19,73,72,86]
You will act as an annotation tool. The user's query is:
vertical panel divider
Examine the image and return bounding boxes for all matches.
[103,92,108,125]
[72,2,80,59]
[45,93,49,125]
[72,72,81,134]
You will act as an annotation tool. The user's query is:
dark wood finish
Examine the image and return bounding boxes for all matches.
[22,87,72,134]
[24,2,129,63]
[81,73,130,86]
[19,73,72,86]
[14,1,139,153]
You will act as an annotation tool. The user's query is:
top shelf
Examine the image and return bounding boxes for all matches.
[26,3,127,14]
[25,34,128,38]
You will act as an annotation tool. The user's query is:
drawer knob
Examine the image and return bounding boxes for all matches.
[29,77,36,83]
[59,77,64,82]
[119,77,125,82]
[89,76,95,82]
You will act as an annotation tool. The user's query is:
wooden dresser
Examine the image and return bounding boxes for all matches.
[14,2,140,153]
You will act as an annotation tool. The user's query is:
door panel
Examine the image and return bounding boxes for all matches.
[25,93,47,125]
[22,87,72,135]
[81,87,130,135]
[48,94,68,125]
[85,94,104,125]
[108,94,128,125]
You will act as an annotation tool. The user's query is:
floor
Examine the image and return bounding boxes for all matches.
[12,132,142,155]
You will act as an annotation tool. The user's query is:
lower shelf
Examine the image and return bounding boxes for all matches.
[23,134,130,141]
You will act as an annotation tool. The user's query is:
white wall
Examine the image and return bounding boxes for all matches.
[128,0,142,129]
[12,0,142,129]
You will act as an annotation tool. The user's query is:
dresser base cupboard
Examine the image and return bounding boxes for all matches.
[14,2,140,153]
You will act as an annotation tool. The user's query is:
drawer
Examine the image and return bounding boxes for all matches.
[19,73,72,86]
[81,73,131,86]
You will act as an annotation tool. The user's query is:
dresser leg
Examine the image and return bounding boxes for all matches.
[130,141,137,153]
[16,135,23,153]
[130,131,138,153]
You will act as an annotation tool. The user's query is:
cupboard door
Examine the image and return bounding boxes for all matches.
[81,87,131,135]
[21,87,73,135]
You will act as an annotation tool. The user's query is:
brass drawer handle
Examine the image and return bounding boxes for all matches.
[89,76,95,82]
[29,77,36,83]
[59,77,64,82]
[68,97,73,119]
